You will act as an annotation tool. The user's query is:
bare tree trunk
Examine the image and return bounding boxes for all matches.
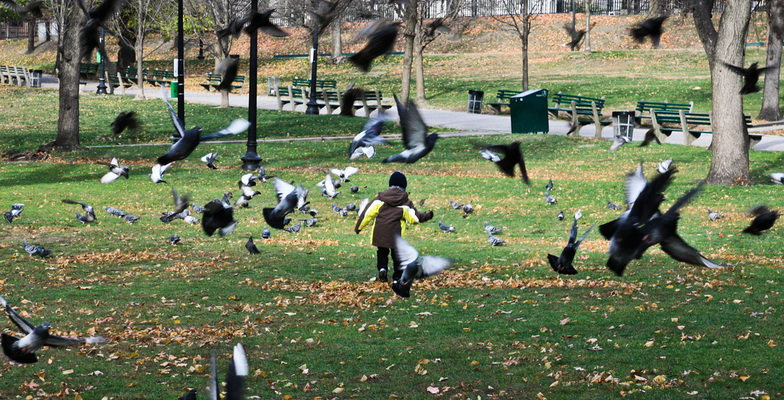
[692,0,718,68]
[400,0,418,101]
[521,0,529,90]
[26,18,35,53]
[758,0,783,121]
[54,2,82,151]
[134,43,146,100]
[584,7,591,54]
[330,21,343,64]
[220,89,230,107]
[705,0,752,185]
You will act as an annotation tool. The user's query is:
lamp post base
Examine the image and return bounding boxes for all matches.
[96,81,108,94]
[241,151,263,171]
[305,100,320,115]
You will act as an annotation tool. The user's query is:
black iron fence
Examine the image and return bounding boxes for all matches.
[0,22,30,40]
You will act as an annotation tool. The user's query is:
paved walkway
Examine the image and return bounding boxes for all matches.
[43,75,784,151]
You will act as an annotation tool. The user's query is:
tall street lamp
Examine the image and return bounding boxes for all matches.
[305,1,320,115]
[96,27,107,94]
[176,0,185,125]
[241,0,262,170]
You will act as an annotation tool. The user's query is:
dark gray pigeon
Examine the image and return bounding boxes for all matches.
[160,189,191,223]
[743,205,779,235]
[246,235,260,254]
[0,294,105,364]
[202,193,238,236]
[607,201,622,210]
[23,242,51,258]
[201,152,219,169]
[124,214,140,224]
[545,179,554,191]
[557,211,565,221]
[301,218,318,227]
[462,203,474,218]
[390,236,452,298]
[168,235,181,245]
[723,62,769,95]
[547,219,593,275]
[261,226,271,239]
[350,185,360,193]
[477,141,530,185]
[349,113,388,160]
[349,21,401,72]
[110,111,138,136]
[382,95,438,164]
[264,180,300,229]
[284,223,301,234]
[62,199,96,223]
[77,0,125,59]
[563,23,585,51]
[215,57,239,93]
[630,15,668,48]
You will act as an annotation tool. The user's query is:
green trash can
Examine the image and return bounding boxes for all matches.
[170,81,178,98]
[510,89,549,134]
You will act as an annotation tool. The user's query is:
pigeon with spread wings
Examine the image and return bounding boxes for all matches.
[548,219,594,275]
[477,141,530,185]
[382,96,438,164]
[0,294,105,364]
[391,236,452,298]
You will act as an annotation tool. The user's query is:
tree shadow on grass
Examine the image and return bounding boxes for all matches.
[0,163,96,187]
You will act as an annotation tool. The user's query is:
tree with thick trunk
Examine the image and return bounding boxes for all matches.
[26,17,35,53]
[758,0,783,121]
[53,0,82,151]
[396,0,418,101]
[691,0,753,185]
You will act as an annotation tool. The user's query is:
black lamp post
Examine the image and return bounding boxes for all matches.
[304,3,320,115]
[241,0,262,170]
[176,0,185,125]
[96,27,107,94]
[197,38,205,60]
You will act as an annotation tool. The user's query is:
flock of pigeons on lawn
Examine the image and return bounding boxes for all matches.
[1,0,782,396]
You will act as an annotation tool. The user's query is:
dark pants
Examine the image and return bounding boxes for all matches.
[376,247,402,281]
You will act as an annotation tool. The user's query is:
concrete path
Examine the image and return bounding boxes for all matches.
[43,76,784,151]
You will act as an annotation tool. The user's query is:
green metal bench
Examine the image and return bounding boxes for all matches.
[651,109,761,146]
[548,92,608,138]
[275,86,308,112]
[635,100,693,125]
[146,70,175,86]
[292,78,337,90]
[200,73,246,94]
[486,89,520,113]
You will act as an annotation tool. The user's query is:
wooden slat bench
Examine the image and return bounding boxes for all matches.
[199,73,246,94]
[275,86,308,112]
[487,89,520,113]
[79,62,99,79]
[355,90,392,115]
[145,70,175,86]
[548,92,608,138]
[124,67,148,85]
[651,109,761,147]
[292,78,337,90]
[635,100,693,125]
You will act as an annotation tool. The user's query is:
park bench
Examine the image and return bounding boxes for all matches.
[145,70,175,86]
[275,86,308,112]
[123,66,148,85]
[548,92,609,138]
[79,63,99,79]
[107,69,133,90]
[486,89,520,113]
[199,73,247,94]
[292,77,337,91]
[651,109,762,147]
[635,100,693,125]
[1,65,30,86]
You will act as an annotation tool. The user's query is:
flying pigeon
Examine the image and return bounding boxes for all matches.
[770,173,784,185]
[201,152,219,169]
[707,208,724,222]
[0,0,44,18]
[203,343,248,400]
[218,9,288,38]
[349,113,389,160]
[310,0,342,34]
[100,157,130,184]
[103,206,127,218]
[629,15,668,48]
[657,158,673,174]
[331,166,359,183]
[349,21,401,72]
[77,0,125,59]
[257,166,273,183]
[484,221,502,235]
[202,193,237,236]
[609,134,631,152]
[723,62,769,95]
[390,236,452,298]
[340,87,364,117]
[566,118,592,135]
[150,162,172,183]
[62,199,96,223]
[557,211,565,221]
[563,23,586,51]
[261,226,271,239]
[110,111,139,136]
[382,96,438,164]
[487,232,505,246]
[160,189,191,223]
[639,128,661,147]
[742,205,779,235]
[264,180,300,229]
[318,173,341,199]
[0,294,106,364]
[168,235,181,245]
[477,141,530,185]
[438,221,456,233]
[4,203,24,223]
[547,219,594,275]
[245,235,260,254]
[424,18,451,38]
[215,57,239,93]
[23,242,51,258]
[271,178,309,212]
[545,192,557,205]
[574,209,583,220]
[155,88,250,167]
[545,179,554,191]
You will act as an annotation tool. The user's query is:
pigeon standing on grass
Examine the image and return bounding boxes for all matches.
[545,192,557,205]
[261,226,271,239]
[487,233,505,246]
[382,95,439,164]
[707,209,724,222]
[23,242,51,258]
[742,205,779,235]
[438,221,456,233]
[390,236,452,298]
[168,235,181,245]
[4,203,24,223]
[548,219,594,275]
[245,236,260,254]
[0,295,106,364]
[449,200,464,210]
[103,206,127,218]
[545,179,554,191]
[484,221,502,235]
[462,203,474,218]
[607,201,622,210]
[202,193,238,236]
[557,211,565,221]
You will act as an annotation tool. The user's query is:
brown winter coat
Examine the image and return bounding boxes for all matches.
[354,187,432,248]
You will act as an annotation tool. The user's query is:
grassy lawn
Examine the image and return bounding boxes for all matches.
[0,88,783,399]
